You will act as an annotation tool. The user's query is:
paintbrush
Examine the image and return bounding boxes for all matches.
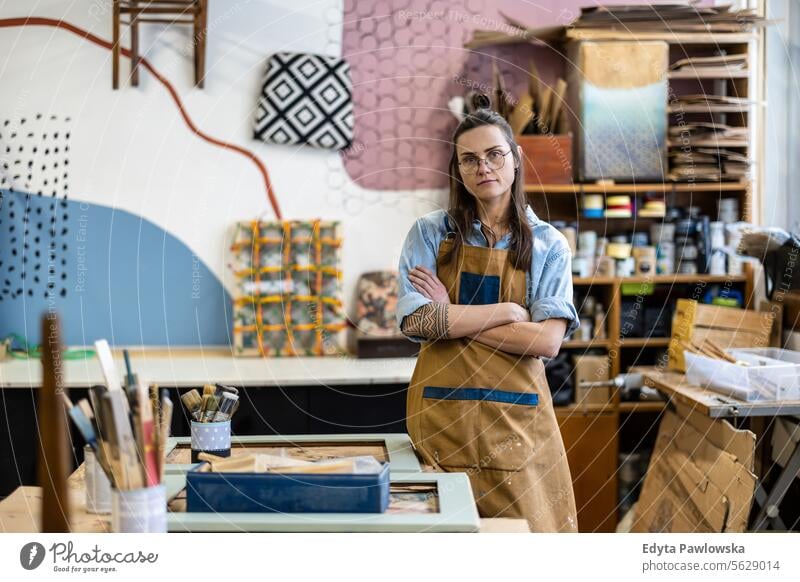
[212,392,239,422]
[135,378,160,487]
[60,392,98,450]
[201,395,219,422]
[180,389,203,421]
[94,340,123,394]
[215,383,239,396]
[158,391,173,483]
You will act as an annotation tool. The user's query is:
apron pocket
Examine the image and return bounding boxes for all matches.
[477,389,539,472]
[420,387,481,469]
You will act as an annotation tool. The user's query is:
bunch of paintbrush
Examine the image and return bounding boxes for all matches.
[61,382,173,491]
[180,383,240,423]
[59,339,174,490]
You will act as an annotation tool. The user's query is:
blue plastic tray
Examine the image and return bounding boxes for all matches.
[186,463,391,513]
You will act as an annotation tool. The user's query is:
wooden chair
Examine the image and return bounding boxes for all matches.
[112,0,208,89]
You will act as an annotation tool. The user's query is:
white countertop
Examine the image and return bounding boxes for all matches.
[0,351,418,389]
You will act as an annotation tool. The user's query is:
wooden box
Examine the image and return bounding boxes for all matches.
[517,133,573,185]
[668,299,775,372]
[573,354,611,405]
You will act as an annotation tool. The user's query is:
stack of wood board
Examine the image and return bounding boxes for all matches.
[668,299,774,372]
[632,402,757,532]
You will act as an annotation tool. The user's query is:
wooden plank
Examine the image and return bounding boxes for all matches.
[641,366,800,418]
[565,30,756,44]
[524,181,749,194]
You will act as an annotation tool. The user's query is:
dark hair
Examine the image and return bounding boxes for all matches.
[441,104,532,272]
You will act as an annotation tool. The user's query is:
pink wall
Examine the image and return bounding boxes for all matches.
[341,0,712,190]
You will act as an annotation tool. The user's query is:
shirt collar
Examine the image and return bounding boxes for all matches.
[469,204,539,229]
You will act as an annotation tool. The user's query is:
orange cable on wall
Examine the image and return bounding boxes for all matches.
[0,16,282,220]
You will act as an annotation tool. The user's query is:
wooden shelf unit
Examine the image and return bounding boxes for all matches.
[465,27,762,532]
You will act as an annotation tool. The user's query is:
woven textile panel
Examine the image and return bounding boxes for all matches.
[230,220,346,356]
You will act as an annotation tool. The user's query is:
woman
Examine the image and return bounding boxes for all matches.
[396,106,579,532]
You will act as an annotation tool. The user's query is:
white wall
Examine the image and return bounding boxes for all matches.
[0,0,447,340]
[763,0,800,231]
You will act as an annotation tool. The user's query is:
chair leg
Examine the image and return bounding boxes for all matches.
[193,5,200,87]
[131,2,139,86]
[112,0,120,89]
[197,0,207,88]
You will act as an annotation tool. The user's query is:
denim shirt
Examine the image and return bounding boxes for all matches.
[396,205,579,343]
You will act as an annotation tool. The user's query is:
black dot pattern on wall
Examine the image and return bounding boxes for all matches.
[0,114,72,302]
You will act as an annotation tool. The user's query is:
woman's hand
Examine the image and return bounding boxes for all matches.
[409,265,450,304]
[505,302,531,324]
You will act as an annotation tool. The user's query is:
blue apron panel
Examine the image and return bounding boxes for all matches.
[459,271,500,305]
[423,386,539,406]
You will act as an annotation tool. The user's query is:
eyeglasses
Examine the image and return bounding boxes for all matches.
[457,149,513,175]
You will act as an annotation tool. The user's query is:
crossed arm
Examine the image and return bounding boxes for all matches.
[400,266,567,359]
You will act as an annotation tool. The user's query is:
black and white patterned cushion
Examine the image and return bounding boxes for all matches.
[254,52,354,150]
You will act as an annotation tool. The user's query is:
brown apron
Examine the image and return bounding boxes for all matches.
[406,235,579,533]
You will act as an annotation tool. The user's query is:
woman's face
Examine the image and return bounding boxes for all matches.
[454,125,518,205]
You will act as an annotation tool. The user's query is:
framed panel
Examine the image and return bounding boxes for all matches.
[164,471,479,533]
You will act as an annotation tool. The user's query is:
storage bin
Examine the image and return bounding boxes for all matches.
[186,462,391,513]
[684,349,800,402]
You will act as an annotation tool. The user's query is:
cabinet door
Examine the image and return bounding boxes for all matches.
[557,411,619,532]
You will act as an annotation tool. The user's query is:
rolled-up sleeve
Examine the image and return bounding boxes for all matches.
[396,218,437,343]
[529,241,579,339]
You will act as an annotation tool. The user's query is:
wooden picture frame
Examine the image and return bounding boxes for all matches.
[164,470,480,533]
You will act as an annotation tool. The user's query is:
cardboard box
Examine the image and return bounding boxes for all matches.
[668,299,774,372]
[573,354,610,405]
[631,407,757,533]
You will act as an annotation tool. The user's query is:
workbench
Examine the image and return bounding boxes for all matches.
[0,441,530,533]
[0,353,417,496]
[640,365,800,531]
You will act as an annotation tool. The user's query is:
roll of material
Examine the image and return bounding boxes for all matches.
[572,256,592,278]
[596,237,609,257]
[583,194,604,209]
[616,257,635,277]
[633,246,656,260]
[633,246,657,275]
[709,221,725,249]
[675,239,698,260]
[595,255,616,277]
[650,223,675,245]
[606,195,632,207]
[583,194,604,218]
[709,249,727,275]
[578,230,598,257]
[656,242,675,274]
[631,232,649,247]
[605,194,632,218]
[607,242,632,259]
[718,198,739,224]
[559,226,577,255]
